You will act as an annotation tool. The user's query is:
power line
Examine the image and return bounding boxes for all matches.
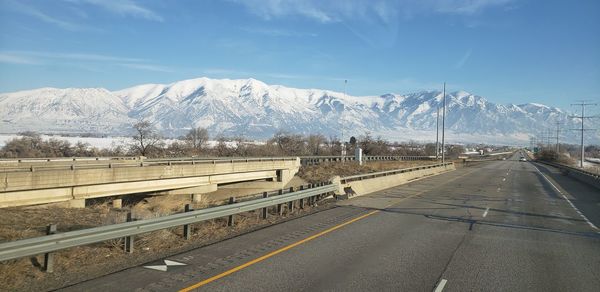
[570,101,597,168]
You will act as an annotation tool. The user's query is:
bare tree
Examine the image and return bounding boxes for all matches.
[325,135,341,155]
[185,127,209,154]
[131,120,162,157]
[231,135,248,156]
[271,131,305,156]
[358,132,375,155]
[214,135,229,157]
[306,134,326,155]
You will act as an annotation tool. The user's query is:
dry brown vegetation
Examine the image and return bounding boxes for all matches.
[298,160,439,183]
[0,200,335,291]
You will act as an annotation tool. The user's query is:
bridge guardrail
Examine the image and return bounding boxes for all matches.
[0,157,299,173]
[0,184,336,262]
[536,160,599,178]
[340,162,453,184]
[536,160,600,189]
[0,155,436,172]
[300,155,436,166]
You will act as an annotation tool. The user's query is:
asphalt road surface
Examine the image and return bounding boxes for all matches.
[61,153,600,292]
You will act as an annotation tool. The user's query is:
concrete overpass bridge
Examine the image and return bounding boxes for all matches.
[0,157,300,208]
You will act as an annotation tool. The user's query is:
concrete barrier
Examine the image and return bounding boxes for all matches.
[0,158,300,208]
[334,163,455,199]
[537,161,600,190]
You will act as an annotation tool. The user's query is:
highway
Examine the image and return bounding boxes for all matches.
[60,152,600,291]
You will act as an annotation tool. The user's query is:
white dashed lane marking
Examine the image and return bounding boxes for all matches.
[434,279,448,292]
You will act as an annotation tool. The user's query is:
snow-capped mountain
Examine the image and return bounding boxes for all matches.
[0,77,597,144]
[0,87,131,134]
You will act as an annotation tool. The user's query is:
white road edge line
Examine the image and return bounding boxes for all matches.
[483,207,490,218]
[532,164,600,232]
[434,279,448,292]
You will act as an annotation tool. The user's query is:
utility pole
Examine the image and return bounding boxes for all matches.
[341,80,349,163]
[435,106,440,159]
[570,101,597,168]
[441,82,446,164]
[555,121,560,154]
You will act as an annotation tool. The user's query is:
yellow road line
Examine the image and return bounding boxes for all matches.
[180,168,475,291]
[179,210,380,291]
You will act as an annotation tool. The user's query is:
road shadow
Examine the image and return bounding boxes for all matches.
[412,200,586,223]
[336,204,600,239]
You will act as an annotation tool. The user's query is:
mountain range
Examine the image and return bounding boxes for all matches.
[0,77,597,144]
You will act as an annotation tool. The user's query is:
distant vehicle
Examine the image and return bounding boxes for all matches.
[519,157,527,162]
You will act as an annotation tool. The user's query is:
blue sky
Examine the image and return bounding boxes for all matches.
[0,0,599,110]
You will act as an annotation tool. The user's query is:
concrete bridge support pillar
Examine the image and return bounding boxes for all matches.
[112,199,122,209]
[192,194,203,203]
[68,199,85,208]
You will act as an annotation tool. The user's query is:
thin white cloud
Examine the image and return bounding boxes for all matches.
[0,53,39,65]
[231,0,517,22]
[119,63,173,73]
[230,0,398,24]
[1,51,146,63]
[455,48,472,69]
[67,0,163,21]
[3,0,85,31]
[432,0,515,15]
[0,50,173,73]
[241,27,317,37]
[230,0,516,47]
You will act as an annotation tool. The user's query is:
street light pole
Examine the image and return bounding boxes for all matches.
[441,82,446,164]
[341,79,347,162]
[436,106,440,160]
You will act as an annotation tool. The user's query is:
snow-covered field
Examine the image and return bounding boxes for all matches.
[0,134,265,149]
[0,134,131,149]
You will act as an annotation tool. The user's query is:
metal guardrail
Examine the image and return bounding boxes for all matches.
[487,151,515,156]
[0,156,140,163]
[0,184,337,262]
[585,158,600,165]
[0,155,436,173]
[300,155,436,166]
[536,160,600,179]
[340,162,453,184]
[0,157,299,173]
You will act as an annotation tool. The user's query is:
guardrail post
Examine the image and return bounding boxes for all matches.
[261,192,268,219]
[43,224,57,273]
[307,185,314,205]
[124,213,134,253]
[277,190,284,216]
[299,185,305,209]
[227,197,236,226]
[183,204,193,240]
[287,187,295,213]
